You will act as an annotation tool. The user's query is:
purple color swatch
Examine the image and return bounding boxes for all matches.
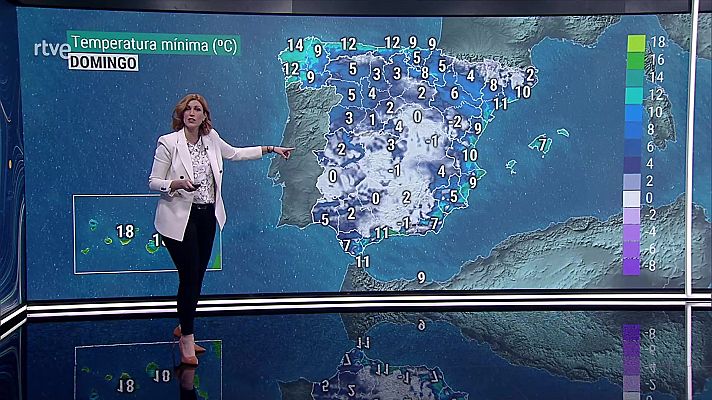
[623,242,641,258]
[623,225,641,241]
[624,157,642,173]
[623,325,640,340]
[624,358,641,375]
[623,208,641,224]
[623,375,640,391]
[623,174,641,190]
[623,340,641,356]
[623,258,641,275]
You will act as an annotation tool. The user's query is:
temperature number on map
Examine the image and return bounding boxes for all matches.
[279,35,537,288]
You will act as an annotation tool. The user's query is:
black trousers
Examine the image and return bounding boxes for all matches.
[163,203,216,336]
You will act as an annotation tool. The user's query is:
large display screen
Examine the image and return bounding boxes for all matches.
[18,309,709,399]
[17,9,711,300]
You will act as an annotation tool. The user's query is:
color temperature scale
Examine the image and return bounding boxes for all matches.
[622,324,641,399]
[623,34,646,276]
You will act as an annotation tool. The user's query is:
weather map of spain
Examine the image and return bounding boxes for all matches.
[11,7,712,400]
[278,36,537,256]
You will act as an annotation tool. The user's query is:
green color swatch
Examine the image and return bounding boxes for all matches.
[627,35,646,52]
[627,53,645,70]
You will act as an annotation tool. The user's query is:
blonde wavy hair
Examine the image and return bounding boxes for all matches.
[172,93,213,136]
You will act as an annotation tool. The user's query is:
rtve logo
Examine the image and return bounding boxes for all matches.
[33,40,71,59]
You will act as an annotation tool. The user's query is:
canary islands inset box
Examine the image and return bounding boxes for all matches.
[72,194,222,275]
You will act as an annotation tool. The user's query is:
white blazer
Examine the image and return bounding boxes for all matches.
[148,128,262,241]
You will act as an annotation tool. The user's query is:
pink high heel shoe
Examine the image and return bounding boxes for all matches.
[178,334,199,366]
[174,325,207,353]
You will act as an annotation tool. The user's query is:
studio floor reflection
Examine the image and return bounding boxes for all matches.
[2,309,712,399]
[75,339,222,399]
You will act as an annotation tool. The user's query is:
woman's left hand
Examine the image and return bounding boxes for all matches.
[273,146,295,160]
